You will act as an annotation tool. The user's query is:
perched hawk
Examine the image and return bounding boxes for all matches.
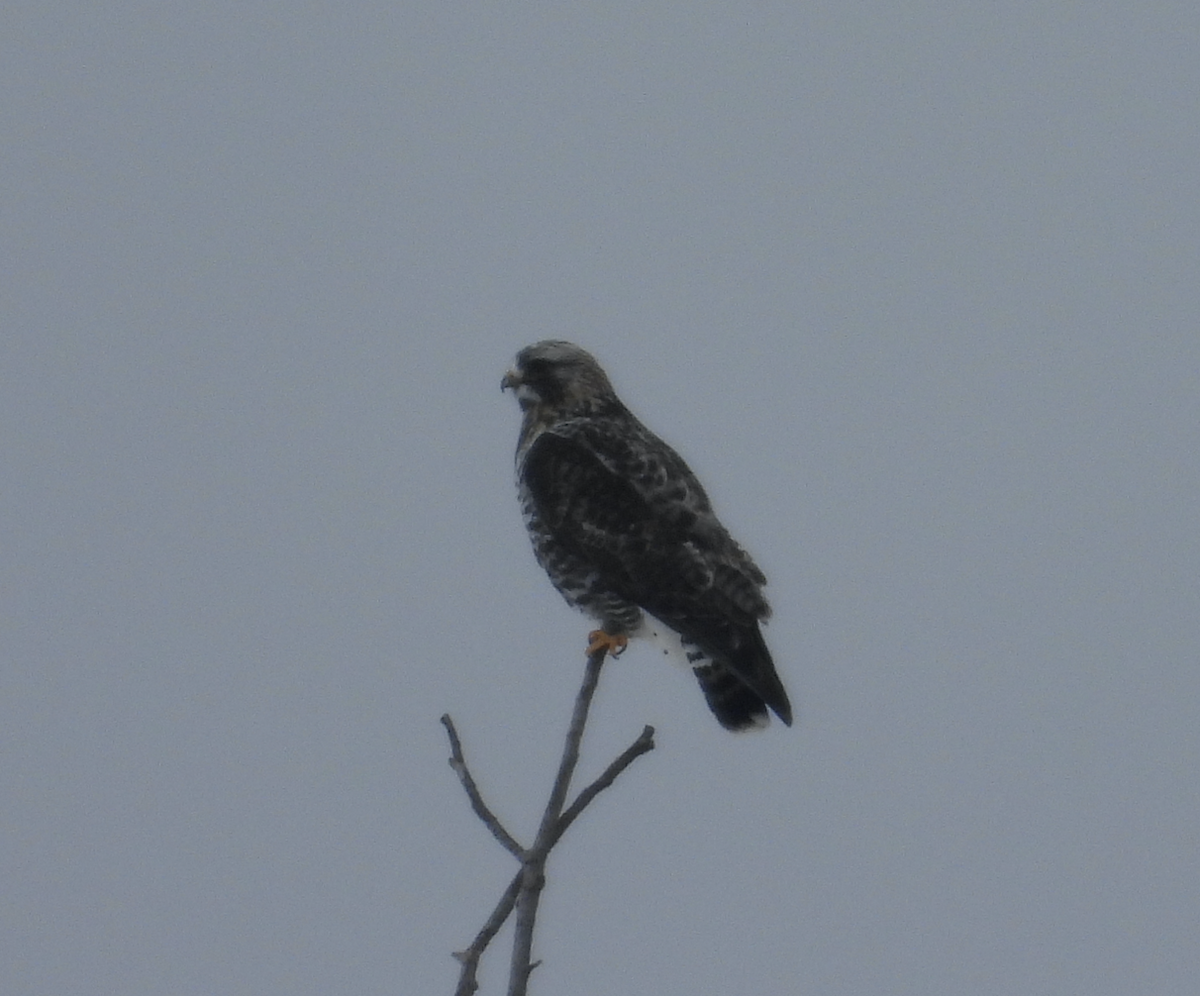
[502,340,792,731]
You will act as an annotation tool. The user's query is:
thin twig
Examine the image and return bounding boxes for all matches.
[451,869,522,996]
[441,714,524,859]
[552,725,656,848]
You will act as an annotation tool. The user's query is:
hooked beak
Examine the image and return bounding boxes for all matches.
[501,368,521,392]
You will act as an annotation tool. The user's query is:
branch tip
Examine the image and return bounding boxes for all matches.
[441,712,524,859]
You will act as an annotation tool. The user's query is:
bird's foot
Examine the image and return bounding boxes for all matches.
[586,630,628,658]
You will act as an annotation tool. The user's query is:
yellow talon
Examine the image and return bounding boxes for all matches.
[586,629,628,658]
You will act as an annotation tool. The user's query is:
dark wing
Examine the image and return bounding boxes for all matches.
[523,418,791,727]
[522,420,670,600]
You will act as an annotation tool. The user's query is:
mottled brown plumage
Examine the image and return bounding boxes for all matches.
[502,341,792,731]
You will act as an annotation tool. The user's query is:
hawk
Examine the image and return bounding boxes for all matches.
[502,340,793,731]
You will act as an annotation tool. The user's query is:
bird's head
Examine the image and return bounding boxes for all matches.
[502,340,618,416]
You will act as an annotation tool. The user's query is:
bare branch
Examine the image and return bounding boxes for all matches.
[540,648,607,835]
[507,647,607,995]
[451,869,522,996]
[552,725,656,847]
[441,713,524,859]
[445,646,656,995]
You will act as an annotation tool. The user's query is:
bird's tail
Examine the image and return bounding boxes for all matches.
[692,625,793,731]
[693,662,772,730]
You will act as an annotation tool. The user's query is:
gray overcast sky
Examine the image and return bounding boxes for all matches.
[3,2,1198,994]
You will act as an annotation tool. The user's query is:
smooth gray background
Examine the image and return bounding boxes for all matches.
[3,3,1198,994]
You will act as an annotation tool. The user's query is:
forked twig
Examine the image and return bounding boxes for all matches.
[444,648,656,995]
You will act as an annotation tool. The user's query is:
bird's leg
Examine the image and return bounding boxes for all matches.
[586,629,628,658]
